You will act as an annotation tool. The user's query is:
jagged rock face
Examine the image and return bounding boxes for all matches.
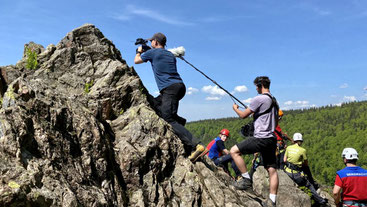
[0,24,333,207]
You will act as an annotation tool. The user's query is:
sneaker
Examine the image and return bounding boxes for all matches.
[188,144,207,162]
[313,182,320,191]
[316,188,321,194]
[262,198,276,207]
[232,176,252,190]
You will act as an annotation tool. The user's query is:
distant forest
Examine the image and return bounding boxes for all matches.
[186,101,367,186]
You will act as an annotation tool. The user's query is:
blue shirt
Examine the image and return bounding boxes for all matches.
[208,137,226,160]
[141,48,183,91]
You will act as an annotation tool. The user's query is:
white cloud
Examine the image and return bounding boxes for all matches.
[295,100,309,105]
[233,85,248,93]
[242,98,252,104]
[284,101,293,106]
[282,100,311,109]
[334,96,357,106]
[205,96,221,101]
[343,96,356,102]
[339,83,349,89]
[364,86,367,90]
[112,5,194,26]
[187,87,199,95]
[202,85,226,96]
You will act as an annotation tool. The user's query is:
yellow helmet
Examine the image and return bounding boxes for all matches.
[278,109,284,117]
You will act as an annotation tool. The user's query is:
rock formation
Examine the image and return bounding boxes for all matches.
[0,24,334,207]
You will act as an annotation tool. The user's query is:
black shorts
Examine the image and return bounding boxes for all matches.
[236,136,277,168]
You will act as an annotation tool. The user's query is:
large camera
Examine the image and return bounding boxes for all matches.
[135,38,151,54]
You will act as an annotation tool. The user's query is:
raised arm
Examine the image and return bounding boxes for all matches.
[233,103,253,119]
[134,46,144,64]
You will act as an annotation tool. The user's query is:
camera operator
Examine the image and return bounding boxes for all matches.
[134,33,206,162]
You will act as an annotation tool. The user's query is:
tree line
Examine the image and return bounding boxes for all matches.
[186,101,367,186]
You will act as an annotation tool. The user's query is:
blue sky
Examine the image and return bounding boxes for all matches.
[1,0,367,121]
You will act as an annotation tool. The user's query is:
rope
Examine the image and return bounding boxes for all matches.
[178,56,248,109]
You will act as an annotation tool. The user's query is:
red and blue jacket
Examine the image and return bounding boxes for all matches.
[207,137,225,160]
[334,166,367,201]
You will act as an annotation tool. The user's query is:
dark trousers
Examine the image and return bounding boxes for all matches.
[214,154,241,177]
[301,165,319,190]
[276,151,286,169]
[155,83,186,125]
[153,83,199,150]
[285,171,325,204]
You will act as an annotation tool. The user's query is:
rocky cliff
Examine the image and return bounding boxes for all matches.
[0,24,333,207]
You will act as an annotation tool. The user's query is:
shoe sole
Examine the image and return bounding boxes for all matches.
[191,148,209,162]
[233,185,253,191]
[232,184,257,198]
[232,180,254,192]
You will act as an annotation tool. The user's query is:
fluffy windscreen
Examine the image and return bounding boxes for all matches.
[168,46,185,57]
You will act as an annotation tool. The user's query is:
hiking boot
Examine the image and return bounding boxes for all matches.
[318,198,329,207]
[188,144,207,162]
[176,116,186,126]
[262,198,276,207]
[232,177,252,190]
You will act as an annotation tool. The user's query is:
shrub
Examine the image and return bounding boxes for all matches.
[26,47,38,70]
[84,80,94,93]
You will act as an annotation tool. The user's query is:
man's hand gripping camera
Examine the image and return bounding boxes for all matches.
[135,38,151,54]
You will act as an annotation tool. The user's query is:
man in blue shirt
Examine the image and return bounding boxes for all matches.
[134,33,205,162]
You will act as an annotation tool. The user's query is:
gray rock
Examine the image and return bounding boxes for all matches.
[253,166,335,207]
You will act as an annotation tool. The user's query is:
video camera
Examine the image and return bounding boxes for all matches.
[135,38,151,54]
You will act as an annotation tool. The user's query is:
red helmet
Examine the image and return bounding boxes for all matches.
[220,129,230,137]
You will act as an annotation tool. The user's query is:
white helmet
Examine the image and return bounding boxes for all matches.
[342,148,359,160]
[293,133,303,142]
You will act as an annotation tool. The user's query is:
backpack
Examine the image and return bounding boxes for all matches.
[240,93,279,137]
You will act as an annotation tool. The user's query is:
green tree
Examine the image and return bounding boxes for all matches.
[187,100,367,186]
